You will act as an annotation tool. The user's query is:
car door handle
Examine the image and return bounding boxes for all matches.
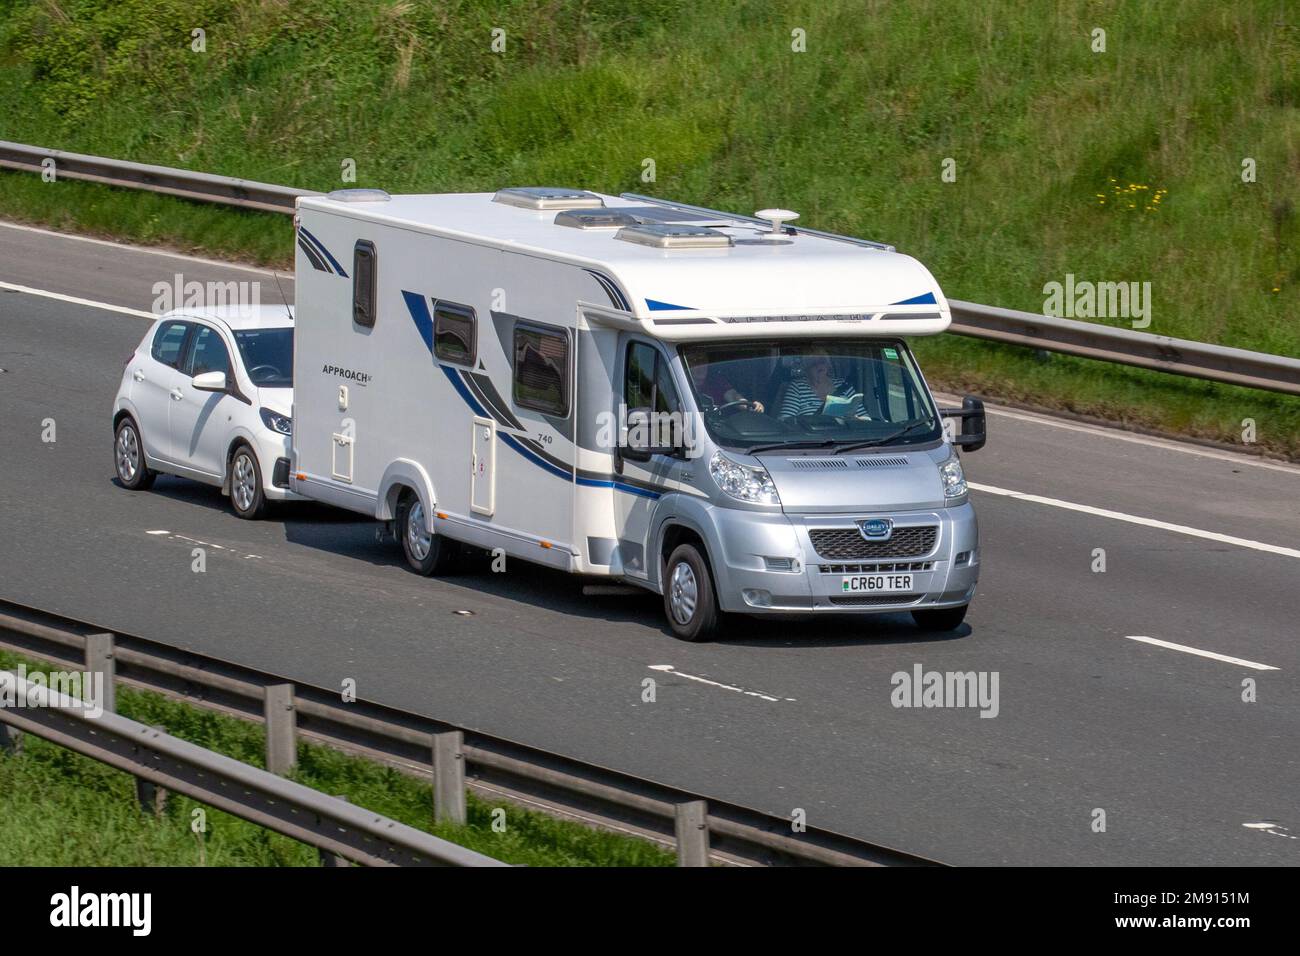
[133,370,146,382]
[170,388,184,401]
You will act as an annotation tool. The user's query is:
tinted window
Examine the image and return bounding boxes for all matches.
[234,329,294,387]
[151,321,190,368]
[624,342,656,410]
[184,326,231,378]
[434,302,476,365]
[353,240,376,327]
[513,324,569,416]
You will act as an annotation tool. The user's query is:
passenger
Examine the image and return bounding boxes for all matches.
[689,358,765,412]
[779,350,868,419]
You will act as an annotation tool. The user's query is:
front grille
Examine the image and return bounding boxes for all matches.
[818,561,933,574]
[808,525,937,560]
[830,594,923,607]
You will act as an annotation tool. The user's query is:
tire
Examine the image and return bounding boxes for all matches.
[228,444,268,519]
[911,604,969,632]
[663,543,722,642]
[114,417,156,490]
[395,490,458,575]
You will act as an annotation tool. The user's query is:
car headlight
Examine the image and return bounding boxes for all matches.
[259,408,292,436]
[939,455,967,498]
[709,451,780,505]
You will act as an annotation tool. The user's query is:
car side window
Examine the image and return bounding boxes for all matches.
[184,326,231,378]
[151,321,191,369]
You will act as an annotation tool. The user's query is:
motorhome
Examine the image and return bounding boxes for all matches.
[289,187,986,640]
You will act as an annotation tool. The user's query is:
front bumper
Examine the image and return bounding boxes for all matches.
[707,501,979,614]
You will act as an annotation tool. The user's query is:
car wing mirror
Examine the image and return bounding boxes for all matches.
[192,371,228,392]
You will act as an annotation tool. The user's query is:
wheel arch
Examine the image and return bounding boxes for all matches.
[376,459,437,525]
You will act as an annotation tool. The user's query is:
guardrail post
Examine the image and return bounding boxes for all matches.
[0,722,20,755]
[674,800,710,867]
[320,795,352,867]
[432,730,466,825]
[83,632,116,714]
[263,683,297,774]
[136,725,168,817]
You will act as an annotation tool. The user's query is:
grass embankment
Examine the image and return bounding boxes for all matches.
[0,0,1296,454]
[0,652,673,866]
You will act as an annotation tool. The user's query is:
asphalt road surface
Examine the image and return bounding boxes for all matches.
[2,221,1298,865]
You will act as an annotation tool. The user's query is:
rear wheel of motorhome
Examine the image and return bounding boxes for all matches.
[113,417,155,491]
[228,444,267,519]
[663,544,721,642]
[396,490,457,576]
[911,605,969,632]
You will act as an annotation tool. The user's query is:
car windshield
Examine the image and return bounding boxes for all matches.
[233,328,293,387]
[679,338,941,453]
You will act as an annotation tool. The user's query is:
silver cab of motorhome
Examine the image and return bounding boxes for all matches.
[290,186,987,641]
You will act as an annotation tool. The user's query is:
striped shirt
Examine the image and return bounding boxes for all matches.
[779,377,867,419]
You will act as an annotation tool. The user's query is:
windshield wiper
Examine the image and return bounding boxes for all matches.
[743,439,840,455]
[831,420,933,454]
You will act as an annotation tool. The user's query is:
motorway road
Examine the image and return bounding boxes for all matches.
[2,221,1298,865]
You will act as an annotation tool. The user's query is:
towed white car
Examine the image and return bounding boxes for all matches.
[112,305,299,518]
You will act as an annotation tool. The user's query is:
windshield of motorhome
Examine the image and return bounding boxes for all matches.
[679,339,940,452]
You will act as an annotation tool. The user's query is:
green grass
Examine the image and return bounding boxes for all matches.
[0,652,674,866]
[0,0,1296,454]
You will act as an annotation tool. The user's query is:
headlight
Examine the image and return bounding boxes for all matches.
[939,455,967,498]
[709,451,780,505]
[259,408,292,436]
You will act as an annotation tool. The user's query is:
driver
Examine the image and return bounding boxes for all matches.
[689,358,765,413]
[779,349,867,420]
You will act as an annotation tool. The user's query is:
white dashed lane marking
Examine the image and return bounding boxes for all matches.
[648,664,795,703]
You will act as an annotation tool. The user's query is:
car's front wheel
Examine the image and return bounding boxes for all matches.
[114,417,156,490]
[229,444,268,519]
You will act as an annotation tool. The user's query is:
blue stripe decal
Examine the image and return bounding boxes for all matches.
[499,432,572,481]
[402,290,435,353]
[576,476,661,500]
[646,299,693,311]
[297,236,329,273]
[299,227,349,278]
[439,364,487,416]
[891,292,937,306]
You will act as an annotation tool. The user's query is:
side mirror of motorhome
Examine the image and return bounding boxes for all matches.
[941,396,987,452]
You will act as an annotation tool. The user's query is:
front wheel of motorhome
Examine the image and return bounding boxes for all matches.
[911,604,970,632]
[663,544,721,642]
[396,490,457,576]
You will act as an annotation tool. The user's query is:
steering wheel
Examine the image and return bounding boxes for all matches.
[248,364,281,380]
[717,399,763,414]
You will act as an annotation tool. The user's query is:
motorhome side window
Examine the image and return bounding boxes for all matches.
[513,323,569,416]
[433,302,476,366]
[352,240,377,328]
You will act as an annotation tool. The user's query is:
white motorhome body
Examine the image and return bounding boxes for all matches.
[290,187,985,640]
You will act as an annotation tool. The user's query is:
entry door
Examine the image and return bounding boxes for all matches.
[612,339,681,579]
[471,416,496,516]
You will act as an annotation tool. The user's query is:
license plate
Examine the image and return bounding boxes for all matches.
[841,573,913,593]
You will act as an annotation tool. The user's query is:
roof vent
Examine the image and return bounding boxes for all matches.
[554,208,640,230]
[615,223,734,249]
[494,187,604,211]
[326,188,391,203]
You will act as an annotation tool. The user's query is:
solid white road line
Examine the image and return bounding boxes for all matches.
[1125,635,1279,671]
[969,482,1300,561]
[0,281,154,319]
[648,664,795,702]
[0,220,284,276]
[933,391,1300,476]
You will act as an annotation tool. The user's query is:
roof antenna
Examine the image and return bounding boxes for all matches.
[271,271,293,321]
